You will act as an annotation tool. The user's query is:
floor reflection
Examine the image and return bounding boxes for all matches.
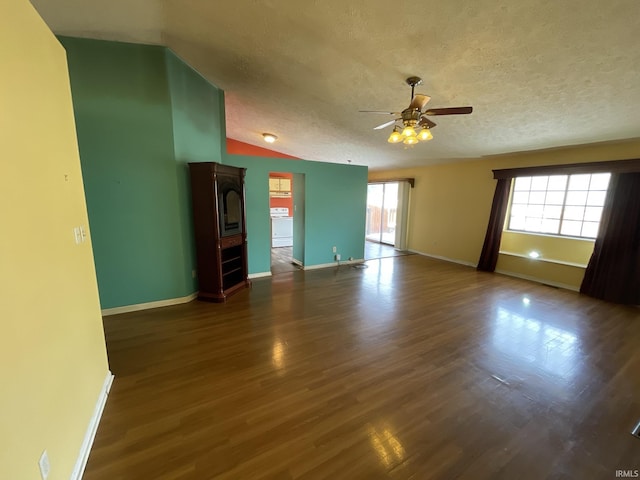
[271,338,285,373]
[492,300,579,381]
[367,423,406,469]
[364,240,412,260]
[358,258,397,316]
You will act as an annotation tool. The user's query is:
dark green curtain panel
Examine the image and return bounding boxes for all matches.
[580,172,640,304]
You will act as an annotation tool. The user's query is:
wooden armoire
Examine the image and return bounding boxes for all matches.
[188,162,250,302]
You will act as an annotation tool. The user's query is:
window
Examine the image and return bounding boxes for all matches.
[508,173,611,238]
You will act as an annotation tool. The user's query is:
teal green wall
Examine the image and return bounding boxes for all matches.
[61,37,192,309]
[224,156,368,273]
[292,173,306,264]
[61,36,367,308]
[165,51,226,162]
[165,51,227,300]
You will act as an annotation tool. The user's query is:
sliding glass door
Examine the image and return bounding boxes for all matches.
[366,182,398,245]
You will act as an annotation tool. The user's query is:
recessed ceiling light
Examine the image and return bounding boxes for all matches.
[262,133,277,143]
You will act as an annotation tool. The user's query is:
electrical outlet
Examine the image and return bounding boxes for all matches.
[335,254,341,261]
[39,450,50,480]
[332,246,337,253]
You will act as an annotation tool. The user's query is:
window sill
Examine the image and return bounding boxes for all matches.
[504,229,596,242]
[499,250,588,269]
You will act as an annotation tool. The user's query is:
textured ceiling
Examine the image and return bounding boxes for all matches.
[31,0,640,170]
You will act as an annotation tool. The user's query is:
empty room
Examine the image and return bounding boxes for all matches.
[2,1,639,479]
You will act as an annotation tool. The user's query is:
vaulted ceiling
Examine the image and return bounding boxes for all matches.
[31,0,640,170]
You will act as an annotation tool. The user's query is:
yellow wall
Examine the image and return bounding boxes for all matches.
[500,231,594,267]
[0,1,110,479]
[371,160,495,265]
[370,139,640,289]
[498,230,595,289]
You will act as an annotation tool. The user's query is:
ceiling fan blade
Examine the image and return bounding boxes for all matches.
[409,94,431,111]
[373,119,399,130]
[419,117,437,129]
[359,110,401,115]
[424,106,473,116]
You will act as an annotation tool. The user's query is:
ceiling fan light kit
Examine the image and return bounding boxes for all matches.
[388,126,403,143]
[388,123,432,144]
[364,76,473,146]
[401,125,417,138]
[417,128,433,141]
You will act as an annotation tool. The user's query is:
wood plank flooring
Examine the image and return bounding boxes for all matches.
[271,246,300,275]
[364,240,411,260]
[85,255,640,479]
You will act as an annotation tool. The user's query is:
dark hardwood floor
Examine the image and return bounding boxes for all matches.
[85,255,640,479]
[364,240,412,260]
[271,246,300,275]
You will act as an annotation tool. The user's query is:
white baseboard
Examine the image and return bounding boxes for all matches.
[71,371,114,480]
[248,271,272,279]
[495,269,579,291]
[302,258,365,270]
[102,293,197,316]
[408,249,477,268]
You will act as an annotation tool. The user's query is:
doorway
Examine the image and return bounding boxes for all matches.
[269,172,304,274]
[366,182,399,245]
[365,181,411,260]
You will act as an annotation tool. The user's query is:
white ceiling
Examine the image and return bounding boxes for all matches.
[31,0,640,170]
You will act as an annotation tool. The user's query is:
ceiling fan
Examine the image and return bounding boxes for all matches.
[360,76,473,145]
